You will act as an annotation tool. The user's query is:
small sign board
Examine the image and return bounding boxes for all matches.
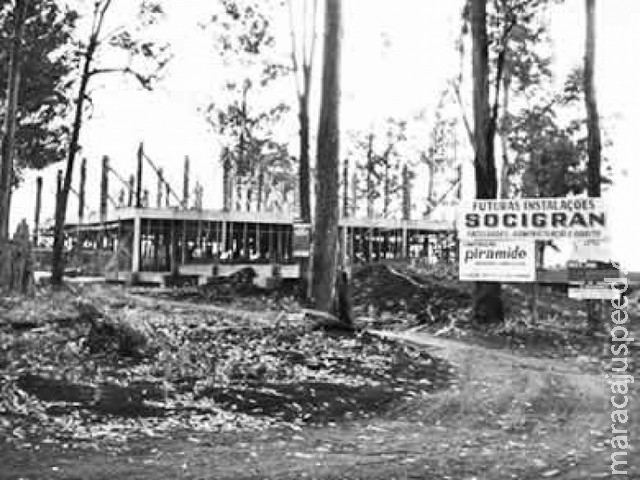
[458,197,607,241]
[567,261,619,283]
[459,240,535,282]
[568,286,618,300]
[292,223,311,257]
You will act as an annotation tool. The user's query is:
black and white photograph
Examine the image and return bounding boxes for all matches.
[0,0,638,478]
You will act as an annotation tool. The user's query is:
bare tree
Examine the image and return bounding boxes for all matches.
[52,0,111,285]
[51,0,168,285]
[288,0,318,222]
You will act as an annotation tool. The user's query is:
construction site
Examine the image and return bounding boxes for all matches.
[30,143,458,286]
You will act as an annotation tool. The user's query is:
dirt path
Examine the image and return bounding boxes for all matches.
[3,319,634,480]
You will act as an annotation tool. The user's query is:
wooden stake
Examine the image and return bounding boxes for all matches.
[34,176,42,245]
[136,143,144,208]
[78,158,86,223]
[128,175,135,207]
[157,167,163,208]
[183,155,190,209]
[100,156,109,223]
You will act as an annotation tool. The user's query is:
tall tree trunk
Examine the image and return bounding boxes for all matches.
[584,0,602,334]
[0,0,29,240]
[298,93,312,221]
[288,0,317,223]
[51,35,99,285]
[471,0,503,324]
[584,0,601,198]
[498,71,512,199]
[312,0,342,313]
[342,158,349,217]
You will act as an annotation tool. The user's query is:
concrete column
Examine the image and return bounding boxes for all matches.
[132,215,142,277]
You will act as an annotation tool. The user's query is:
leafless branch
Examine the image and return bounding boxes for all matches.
[287,0,303,99]
[449,79,475,152]
[307,0,319,69]
[88,67,155,90]
[94,0,113,39]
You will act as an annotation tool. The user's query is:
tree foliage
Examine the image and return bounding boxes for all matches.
[348,118,409,219]
[204,0,294,213]
[0,0,78,180]
[508,66,612,199]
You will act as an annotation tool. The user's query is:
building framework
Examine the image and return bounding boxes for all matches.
[60,207,457,285]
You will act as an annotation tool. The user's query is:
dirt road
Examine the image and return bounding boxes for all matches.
[3,317,634,480]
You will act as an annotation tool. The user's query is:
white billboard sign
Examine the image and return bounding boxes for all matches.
[459,240,536,282]
[457,197,606,241]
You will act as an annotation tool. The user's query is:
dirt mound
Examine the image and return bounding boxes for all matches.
[352,264,472,325]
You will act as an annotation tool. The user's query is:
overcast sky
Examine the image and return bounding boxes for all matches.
[9,0,640,269]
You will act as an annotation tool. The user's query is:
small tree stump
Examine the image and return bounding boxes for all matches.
[0,220,34,294]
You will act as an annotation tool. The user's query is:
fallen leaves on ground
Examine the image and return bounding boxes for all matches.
[0,289,452,452]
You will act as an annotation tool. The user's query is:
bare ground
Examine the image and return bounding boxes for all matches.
[1,273,638,479]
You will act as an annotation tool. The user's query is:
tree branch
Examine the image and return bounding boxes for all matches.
[306,0,319,70]
[287,0,303,99]
[94,0,113,40]
[88,66,155,90]
[449,79,475,152]
[489,15,516,135]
